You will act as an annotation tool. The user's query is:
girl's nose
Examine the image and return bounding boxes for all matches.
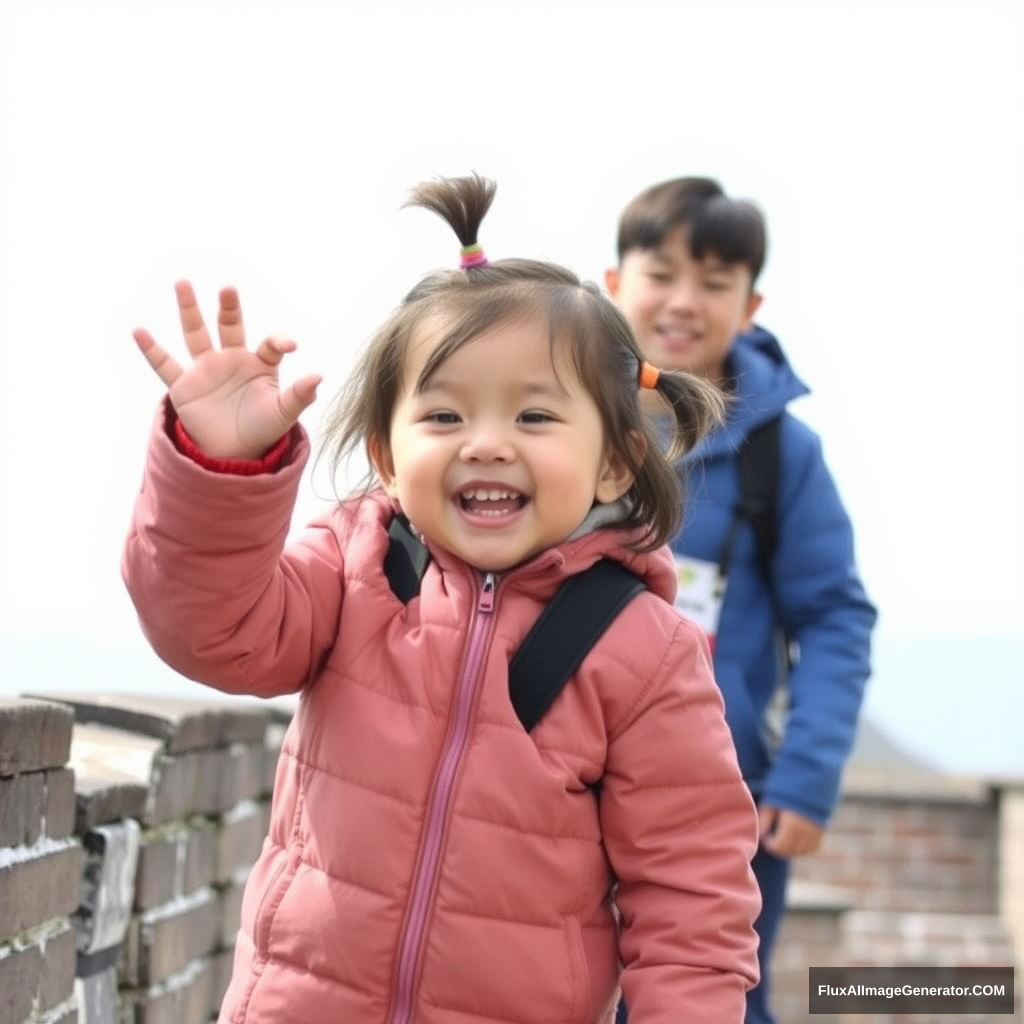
[460,426,514,463]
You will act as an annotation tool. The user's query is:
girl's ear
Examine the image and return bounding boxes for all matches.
[595,433,643,503]
[368,436,399,498]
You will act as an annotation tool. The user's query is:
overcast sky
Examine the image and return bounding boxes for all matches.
[1,0,1021,774]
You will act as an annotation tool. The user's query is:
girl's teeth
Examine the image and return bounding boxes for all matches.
[466,489,514,501]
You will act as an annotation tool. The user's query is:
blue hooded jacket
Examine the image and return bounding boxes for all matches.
[673,326,876,825]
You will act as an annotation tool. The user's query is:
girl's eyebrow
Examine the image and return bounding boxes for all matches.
[418,377,570,399]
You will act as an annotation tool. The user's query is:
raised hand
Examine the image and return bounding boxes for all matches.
[133,280,322,459]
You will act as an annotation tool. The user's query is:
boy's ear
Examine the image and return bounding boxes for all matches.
[368,436,399,498]
[595,434,643,504]
[743,291,763,330]
[604,267,620,297]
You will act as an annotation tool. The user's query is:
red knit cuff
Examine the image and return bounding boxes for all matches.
[172,417,292,476]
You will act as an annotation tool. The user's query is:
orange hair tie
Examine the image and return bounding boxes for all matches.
[638,361,661,390]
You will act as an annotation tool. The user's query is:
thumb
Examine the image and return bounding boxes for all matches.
[278,374,323,422]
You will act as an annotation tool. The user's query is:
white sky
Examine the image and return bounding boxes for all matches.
[1,0,1022,773]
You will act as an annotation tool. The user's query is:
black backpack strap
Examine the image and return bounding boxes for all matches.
[737,415,781,580]
[718,415,781,580]
[383,515,431,604]
[508,560,646,733]
[729,415,793,678]
[381,518,646,732]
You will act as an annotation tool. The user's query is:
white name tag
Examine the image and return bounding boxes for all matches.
[674,555,726,639]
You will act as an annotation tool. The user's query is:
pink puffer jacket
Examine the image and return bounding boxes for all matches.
[122,405,760,1024]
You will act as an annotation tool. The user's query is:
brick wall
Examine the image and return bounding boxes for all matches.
[5,694,1021,1023]
[771,772,1022,1024]
[0,695,285,1024]
[793,778,1000,915]
[0,698,80,1024]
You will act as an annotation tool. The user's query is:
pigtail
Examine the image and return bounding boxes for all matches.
[406,174,496,260]
[625,359,728,549]
[653,369,728,461]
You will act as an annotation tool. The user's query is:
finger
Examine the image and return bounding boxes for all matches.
[133,328,183,388]
[218,286,246,349]
[278,374,323,422]
[255,335,298,367]
[174,280,213,359]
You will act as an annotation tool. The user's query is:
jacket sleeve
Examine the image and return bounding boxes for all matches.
[763,418,877,823]
[601,615,761,1023]
[121,399,345,697]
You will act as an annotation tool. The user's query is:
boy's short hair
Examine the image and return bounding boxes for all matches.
[616,177,767,285]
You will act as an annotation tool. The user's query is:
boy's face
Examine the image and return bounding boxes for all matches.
[605,225,762,382]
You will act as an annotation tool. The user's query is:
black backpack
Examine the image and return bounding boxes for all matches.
[381,421,781,732]
[383,516,646,731]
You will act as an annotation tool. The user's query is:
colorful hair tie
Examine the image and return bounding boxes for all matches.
[638,361,661,390]
[459,243,489,269]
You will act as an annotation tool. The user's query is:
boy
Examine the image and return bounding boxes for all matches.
[605,177,876,1024]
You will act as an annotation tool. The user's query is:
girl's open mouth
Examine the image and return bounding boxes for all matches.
[458,488,527,517]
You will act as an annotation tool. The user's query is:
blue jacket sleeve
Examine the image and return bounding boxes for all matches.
[761,418,877,824]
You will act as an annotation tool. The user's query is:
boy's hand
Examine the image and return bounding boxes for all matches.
[133,280,322,459]
[758,804,825,858]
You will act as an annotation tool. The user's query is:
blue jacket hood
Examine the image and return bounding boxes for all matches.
[692,325,809,461]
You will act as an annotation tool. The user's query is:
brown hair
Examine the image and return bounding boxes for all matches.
[323,174,725,550]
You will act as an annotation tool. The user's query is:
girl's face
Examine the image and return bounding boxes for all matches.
[373,315,633,572]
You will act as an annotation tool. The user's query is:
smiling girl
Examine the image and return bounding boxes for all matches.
[122,174,760,1024]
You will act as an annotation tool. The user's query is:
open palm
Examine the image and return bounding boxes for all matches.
[133,280,321,459]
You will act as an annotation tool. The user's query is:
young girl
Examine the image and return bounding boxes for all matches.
[123,175,761,1024]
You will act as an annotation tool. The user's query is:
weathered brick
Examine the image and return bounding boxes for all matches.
[122,958,215,1024]
[191,745,265,818]
[0,769,45,847]
[134,831,183,912]
[38,921,76,1012]
[0,941,41,1024]
[73,820,141,955]
[0,919,74,1024]
[45,768,76,840]
[0,698,74,777]
[216,803,265,882]
[216,878,246,948]
[209,947,235,1010]
[183,820,217,895]
[25,694,270,754]
[262,722,287,797]
[0,840,81,935]
[69,725,157,831]
[135,820,218,911]
[120,888,219,987]
[148,752,199,826]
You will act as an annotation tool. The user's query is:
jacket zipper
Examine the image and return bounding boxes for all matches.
[387,571,497,1024]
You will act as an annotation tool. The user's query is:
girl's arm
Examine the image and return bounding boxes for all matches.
[122,282,339,696]
[122,399,345,697]
[600,617,761,1023]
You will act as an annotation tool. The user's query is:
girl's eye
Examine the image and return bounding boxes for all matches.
[426,411,461,425]
[646,272,671,284]
[519,410,554,425]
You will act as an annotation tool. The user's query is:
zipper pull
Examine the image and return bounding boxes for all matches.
[478,572,496,612]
